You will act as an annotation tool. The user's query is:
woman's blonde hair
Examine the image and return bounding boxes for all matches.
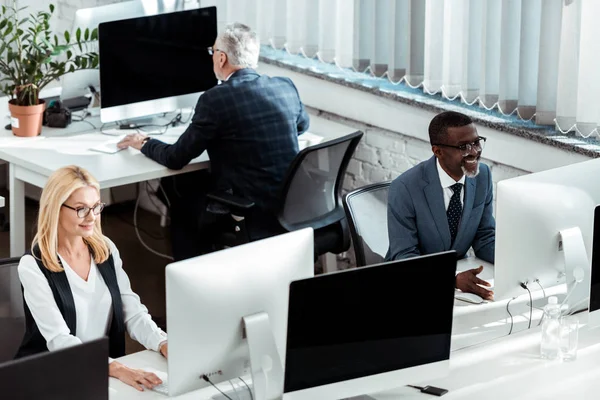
[32,165,109,272]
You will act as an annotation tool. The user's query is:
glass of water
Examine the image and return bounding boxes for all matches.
[558,315,579,361]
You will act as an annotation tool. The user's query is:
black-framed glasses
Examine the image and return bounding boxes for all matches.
[432,136,487,156]
[62,202,105,218]
[207,46,225,56]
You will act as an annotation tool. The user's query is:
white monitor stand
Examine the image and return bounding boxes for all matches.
[558,227,589,314]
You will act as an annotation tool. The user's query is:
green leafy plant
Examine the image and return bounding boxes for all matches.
[0,1,99,106]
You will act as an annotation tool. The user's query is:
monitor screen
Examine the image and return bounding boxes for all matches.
[284,251,456,394]
[98,7,217,110]
[590,206,600,313]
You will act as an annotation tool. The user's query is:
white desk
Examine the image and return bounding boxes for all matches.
[0,102,345,257]
[110,314,600,400]
[0,118,210,256]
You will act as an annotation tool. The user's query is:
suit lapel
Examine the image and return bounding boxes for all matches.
[423,157,452,249]
[453,177,476,248]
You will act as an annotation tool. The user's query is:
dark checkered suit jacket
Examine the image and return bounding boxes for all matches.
[142,68,310,212]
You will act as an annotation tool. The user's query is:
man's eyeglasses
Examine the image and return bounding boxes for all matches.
[432,136,487,156]
[62,202,105,218]
[207,46,225,56]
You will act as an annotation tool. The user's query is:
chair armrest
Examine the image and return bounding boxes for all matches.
[207,191,255,210]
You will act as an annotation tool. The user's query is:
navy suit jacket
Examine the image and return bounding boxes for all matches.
[142,68,309,212]
[385,156,495,263]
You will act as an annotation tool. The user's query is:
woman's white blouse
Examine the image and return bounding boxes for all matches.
[18,238,167,361]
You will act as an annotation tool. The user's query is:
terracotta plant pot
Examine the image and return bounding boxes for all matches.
[8,99,46,137]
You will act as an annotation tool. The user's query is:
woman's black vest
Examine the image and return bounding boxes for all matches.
[14,246,125,359]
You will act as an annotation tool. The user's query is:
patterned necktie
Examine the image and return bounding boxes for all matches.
[447,183,463,245]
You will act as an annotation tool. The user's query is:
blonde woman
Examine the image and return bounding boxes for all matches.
[15,165,167,392]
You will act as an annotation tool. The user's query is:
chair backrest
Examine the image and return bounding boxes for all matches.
[0,258,25,362]
[343,181,391,267]
[277,131,363,232]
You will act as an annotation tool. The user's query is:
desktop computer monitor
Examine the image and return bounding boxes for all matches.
[165,228,315,398]
[283,251,457,399]
[98,7,218,123]
[0,338,108,399]
[60,0,149,103]
[494,158,600,309]
[588,206,600,326]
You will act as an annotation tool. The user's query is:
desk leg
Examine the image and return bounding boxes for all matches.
[9,164,25,257]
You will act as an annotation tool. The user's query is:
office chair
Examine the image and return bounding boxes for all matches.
[342,181,391,267]
[0,257,25,362]
[207,130,364,262]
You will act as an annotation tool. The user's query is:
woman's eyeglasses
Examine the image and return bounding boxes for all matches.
[62,202,105,218]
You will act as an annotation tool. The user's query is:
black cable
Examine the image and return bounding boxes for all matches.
[238,377,253,400]
[407,384,425,390]
[506,297,515,335]
[201,375,234,400]
[519,282,533,329]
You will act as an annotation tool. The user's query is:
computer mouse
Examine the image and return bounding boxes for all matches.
[455,292,484,304]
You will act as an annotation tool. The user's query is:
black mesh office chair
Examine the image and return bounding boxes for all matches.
[0,257,25,362]
[207,130,364,261]
[343,181,391,267]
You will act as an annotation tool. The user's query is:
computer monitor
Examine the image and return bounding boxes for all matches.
[165,228,315,398]
[494,158,600,310]
[282,251,456,400]
[0,338,108,399]
[588,206,600,326]
[60,0,149,102]
[98,7,218,123]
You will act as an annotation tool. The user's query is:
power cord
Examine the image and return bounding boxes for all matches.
[201,375,234,400]
[506,297,516,335]
[520,282,533,329]
[534,279,546,298]
[134,190,173,260]
[238,377,253,400]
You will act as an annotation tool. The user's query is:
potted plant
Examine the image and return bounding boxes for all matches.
[0,1,98,137]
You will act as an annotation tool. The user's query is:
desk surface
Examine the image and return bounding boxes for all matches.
[112,317,600,400]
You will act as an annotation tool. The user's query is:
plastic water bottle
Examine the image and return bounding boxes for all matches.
[540,296,561,359]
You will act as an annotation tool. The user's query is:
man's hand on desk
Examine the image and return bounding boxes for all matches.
[109,361,163,391]
[117,133,149,151]
[456,266,494,300]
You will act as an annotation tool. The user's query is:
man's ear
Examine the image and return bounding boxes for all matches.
[432,145,442,158]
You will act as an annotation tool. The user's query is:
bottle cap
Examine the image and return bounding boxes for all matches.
[548,296,558,305]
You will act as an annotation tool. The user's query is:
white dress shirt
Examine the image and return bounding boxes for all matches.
[18,238,167,362]
[436,158,465,210]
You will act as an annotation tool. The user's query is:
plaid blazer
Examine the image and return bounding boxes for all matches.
[142,68,310,212]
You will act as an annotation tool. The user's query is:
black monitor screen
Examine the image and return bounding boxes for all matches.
[284,251,457,393]
[98,7,217,108]
[590,206,600,312]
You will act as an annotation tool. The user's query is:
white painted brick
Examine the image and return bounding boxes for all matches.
[362,163,388,184]
[405,138,433,163]
[365,130,393,150]
[346,159,362,176]
[354,144,379,165]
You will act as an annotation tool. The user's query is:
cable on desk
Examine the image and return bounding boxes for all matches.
[72,118,97,130]
[520,282,533,329]
[238,377,253,400]
[534,279,546,298]
[228,380,241,400]
[506,297,516,335]
[201,375,234,400]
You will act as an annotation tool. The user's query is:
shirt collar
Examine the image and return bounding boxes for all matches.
[436,158,465,189]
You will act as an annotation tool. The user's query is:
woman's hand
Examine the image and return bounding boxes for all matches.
[109,361,163,391]
[160,342,168,359]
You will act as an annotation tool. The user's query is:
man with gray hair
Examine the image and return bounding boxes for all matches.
[118,22,310,260]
